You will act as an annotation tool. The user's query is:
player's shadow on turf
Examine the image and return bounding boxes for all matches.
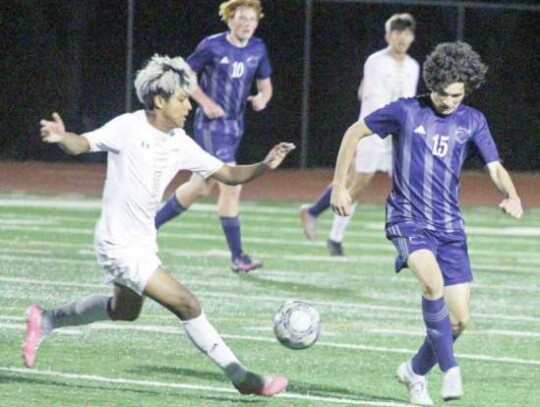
[0,375,163,395]
[238,274,355,298]
[130,365,224,382]
[287,380,407,404]
[1,374,263,403]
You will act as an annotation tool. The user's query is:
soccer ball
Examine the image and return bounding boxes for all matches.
[272,300,321,350]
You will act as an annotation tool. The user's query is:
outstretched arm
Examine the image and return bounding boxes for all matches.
[486,161,523,219]
[211,142,295,185]
[331,120,373,216]
[40,113,90,155]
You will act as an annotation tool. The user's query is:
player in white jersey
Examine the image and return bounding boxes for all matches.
[23,54,294,396]
[300,13,419,256]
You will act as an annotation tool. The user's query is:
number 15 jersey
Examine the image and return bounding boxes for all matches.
[364,95,500,233]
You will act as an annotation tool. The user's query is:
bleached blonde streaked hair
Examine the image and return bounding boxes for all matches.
[219,0,263,22]
[134,54,197,111]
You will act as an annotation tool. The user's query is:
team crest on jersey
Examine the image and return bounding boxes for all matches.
[454,127,471,143]
[246,55,259,68]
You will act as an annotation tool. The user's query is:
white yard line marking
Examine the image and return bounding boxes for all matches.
[2,321,539,366]
[1,275,539,323]
[0,366,413,406]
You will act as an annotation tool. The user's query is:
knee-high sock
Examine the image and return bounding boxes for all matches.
[412,333,460,376]
[155,194,187,229]
[45,295,111,333]
[183,311,247,383]
[328,203,357,242]
[308,184,333,217]
[419,296,457,373]
[220,216,242,260]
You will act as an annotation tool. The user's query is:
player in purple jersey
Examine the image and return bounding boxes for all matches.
[155,0,272,273]
[24,54,294,397]
[331,42,522,405]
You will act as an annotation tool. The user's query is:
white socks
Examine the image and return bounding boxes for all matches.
[182,311,248,383]
[329,203,357,242]
[46,294,111,333]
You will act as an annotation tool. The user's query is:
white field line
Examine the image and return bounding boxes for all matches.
[3,316,539,339]
[2,242,540,277]
[2,320,539,366]
[1,225,540,265]
[2,213,539,248]
[1,275,539,325]
[0,367,412,407]
[1,197,539,237]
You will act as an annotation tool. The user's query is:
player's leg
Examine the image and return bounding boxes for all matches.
[327,171,375,256]
[144,266,287,395]
[407,249,457,372]
[299,161,357,241]
[155,173,216,229]
[23,284,143,368]
[411,283,471,374]
[216,180,262,273]
[299,184,333,241]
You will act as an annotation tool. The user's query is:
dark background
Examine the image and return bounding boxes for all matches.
[1,0,539,170]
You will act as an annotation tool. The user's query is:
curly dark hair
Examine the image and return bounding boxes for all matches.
[422,42,488,95]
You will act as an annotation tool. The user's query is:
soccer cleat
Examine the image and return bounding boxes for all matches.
[23,305,47,368]
[327,239,344,256]
[234,372,288,396]
[231,253,262,273]
[299,204,317,241]
[396,361,434,406]
[442,366,463,401]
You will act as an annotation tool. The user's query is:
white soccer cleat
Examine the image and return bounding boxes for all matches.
[396,361,434,406]
[442,366,463,401]
[299,204,317,241]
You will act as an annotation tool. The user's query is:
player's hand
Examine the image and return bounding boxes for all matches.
[262,143,295,169]
[499,197,523,219]
[202,101,225,119]
[331,185,352,216]
[40,112,66,143]
[247,93,267,111]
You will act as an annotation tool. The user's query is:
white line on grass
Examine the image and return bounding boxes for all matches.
[0,366,413,407]
[2,320,539,366]
[1,275,539,323]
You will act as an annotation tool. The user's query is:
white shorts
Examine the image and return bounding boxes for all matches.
[354,134,392,174]
[95,247,161,296]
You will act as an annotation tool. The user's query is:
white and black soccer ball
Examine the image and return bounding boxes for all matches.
[273,300,321,350]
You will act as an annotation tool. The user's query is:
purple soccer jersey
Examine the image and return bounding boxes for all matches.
[365,95,500,232]
[187,32,272,138]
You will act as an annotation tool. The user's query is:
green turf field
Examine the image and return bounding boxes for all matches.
[0,193,538,407]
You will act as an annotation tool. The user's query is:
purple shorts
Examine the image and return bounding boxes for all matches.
[386,222,473,286]
[194,128,242,163]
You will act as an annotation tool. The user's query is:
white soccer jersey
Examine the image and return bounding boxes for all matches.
[83,110,223,253]
[354,47,420,173]
[359,47,420,120]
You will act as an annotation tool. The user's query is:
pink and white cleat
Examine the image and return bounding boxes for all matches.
[23,305,46,368]
[234,373,288,396]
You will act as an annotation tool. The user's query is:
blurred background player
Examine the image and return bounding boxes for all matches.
[300,13,419,256]
[155,0,273,273]
[331,42,523,405]
[24,54,294,396]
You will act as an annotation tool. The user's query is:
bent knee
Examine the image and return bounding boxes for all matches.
[451,315,470,335]
[170,294,201,320]
[109,309,141,322]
